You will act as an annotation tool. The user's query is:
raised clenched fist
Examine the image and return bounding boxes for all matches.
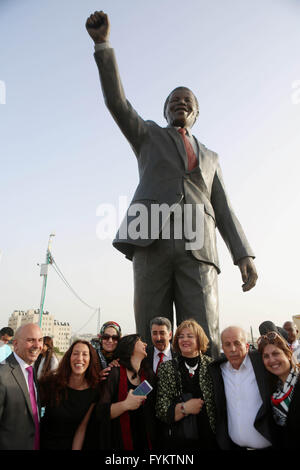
[85,11,110,44]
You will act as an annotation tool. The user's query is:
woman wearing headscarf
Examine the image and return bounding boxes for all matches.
[94,321,122,380]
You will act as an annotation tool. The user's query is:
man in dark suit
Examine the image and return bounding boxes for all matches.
[209,326,275,450]
[0,323,43,450]
[86,11,258,357]
[145,317,176,374]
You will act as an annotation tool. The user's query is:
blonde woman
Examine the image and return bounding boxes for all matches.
[156,319,217,449]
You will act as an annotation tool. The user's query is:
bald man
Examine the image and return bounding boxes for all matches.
[0,323,43,450]
[209,326,276,450]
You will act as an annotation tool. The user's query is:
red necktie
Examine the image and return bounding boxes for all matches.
[156,352,164,374]
[178,127,197,171]
[26,366,40,450]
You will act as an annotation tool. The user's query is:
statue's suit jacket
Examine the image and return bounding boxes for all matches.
[0,353,40,450]
[209,351,276,449]
[94,47,254,271]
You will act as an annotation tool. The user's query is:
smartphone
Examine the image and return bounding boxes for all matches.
[132,380,153,396]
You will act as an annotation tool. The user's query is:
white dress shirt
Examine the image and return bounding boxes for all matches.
[153,344,172,373]
[221,354,271,449]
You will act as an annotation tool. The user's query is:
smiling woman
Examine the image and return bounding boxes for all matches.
[72,334,156,450]
[258,332,300,449]
[156,319,217,450]
[95,321,122,377]
[38,340,101,450]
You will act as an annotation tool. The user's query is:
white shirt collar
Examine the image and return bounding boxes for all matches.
[224,353,250,372]
[13,351,33,370]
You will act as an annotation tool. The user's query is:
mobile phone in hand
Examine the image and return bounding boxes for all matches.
[132,380,153,396]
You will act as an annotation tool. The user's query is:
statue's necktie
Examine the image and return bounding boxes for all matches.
[178,127,197,171]
[156,352,165,374]
[26,366,40,450]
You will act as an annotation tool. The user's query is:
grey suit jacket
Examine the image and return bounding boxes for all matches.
[94,48,254,272]
[0,353,40,450]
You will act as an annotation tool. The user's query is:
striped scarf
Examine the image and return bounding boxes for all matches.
[271,368,299,426]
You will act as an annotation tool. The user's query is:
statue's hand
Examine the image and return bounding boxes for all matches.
[86,11,110,44]
[237,257,258,292]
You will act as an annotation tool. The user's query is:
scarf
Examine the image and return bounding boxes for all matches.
[118,365,150,450]
[271,367,299,426]
[95,345,115,369]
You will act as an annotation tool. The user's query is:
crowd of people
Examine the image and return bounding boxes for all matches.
[0,317,299,451]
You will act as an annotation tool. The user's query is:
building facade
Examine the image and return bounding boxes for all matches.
[8,309,72,352]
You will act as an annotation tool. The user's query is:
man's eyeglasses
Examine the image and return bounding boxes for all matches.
[102,334,119,342]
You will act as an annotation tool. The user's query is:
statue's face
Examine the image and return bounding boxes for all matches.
[165,88,198,128]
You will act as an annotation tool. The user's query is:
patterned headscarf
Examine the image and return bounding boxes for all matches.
[99,321,122,338]
[95,321,122,369]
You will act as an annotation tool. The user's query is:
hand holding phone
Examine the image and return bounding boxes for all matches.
[132,380,153,396]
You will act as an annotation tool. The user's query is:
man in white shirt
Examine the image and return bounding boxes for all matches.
[0,323,43,450]
[146,317,175,374]
[283,321,300,363]
[210,326,275,450]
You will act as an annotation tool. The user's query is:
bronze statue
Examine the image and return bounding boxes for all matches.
[86,11,258,357]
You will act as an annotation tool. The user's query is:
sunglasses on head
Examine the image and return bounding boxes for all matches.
[257,331,282,347]
[102,334,119,341]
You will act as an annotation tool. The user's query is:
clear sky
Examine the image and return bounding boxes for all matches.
[0,0,299,339]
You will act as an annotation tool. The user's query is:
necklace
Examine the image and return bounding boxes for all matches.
[184,361,198,377]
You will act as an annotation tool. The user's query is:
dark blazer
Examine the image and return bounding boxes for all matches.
[0,353,40,450]
[84,365,157,450]
[209,351,275,450]
[94,47,254,272]
[284,379,300,448]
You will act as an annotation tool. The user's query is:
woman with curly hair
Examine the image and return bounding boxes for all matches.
[73,334,156,450]
[258,331,300,449]
[39,340,101,449]
[156,319,217,449]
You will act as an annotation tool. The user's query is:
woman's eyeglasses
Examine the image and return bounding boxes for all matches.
[102,334,119,342]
